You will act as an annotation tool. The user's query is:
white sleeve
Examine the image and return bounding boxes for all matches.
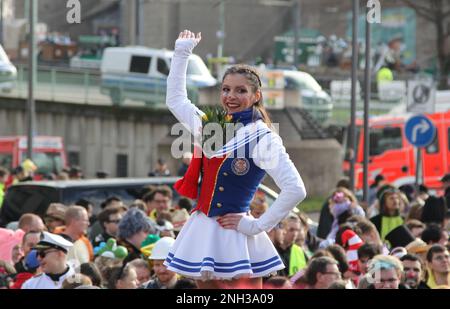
[166,38,204,137]
[237,131,307,236]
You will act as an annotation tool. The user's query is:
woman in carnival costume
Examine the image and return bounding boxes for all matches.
[164,30,307,288]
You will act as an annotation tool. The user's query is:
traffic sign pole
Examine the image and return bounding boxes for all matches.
[415,147,422,189]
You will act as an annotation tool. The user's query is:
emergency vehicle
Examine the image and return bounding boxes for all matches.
[343,111,450,191]
[0,136,67,176]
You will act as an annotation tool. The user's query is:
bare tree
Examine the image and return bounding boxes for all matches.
[402,0,450,89]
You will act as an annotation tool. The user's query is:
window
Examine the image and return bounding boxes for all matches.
[157,58,170,76]
[116,154,128,177]
[129,56,151,74]
[20,152,63,174]
[369,127,402,156]
[0,153,12,170]
[448,127,450,151]
[425,131,439,154]
[68,151,80,166]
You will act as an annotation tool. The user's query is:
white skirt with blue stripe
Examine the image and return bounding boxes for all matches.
[164,211,284,280]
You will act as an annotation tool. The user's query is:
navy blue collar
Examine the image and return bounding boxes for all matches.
[229,107,262,126]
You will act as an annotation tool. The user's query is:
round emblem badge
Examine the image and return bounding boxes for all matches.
[231,158,250,176]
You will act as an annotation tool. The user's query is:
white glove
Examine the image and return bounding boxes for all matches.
[174,30,201,57]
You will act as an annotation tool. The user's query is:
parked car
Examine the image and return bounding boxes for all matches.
[0,44,17,93]
[100,46,217,106]
[0,177,279,227]
[283,70,333,122]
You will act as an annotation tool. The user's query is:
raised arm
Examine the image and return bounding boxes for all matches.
[166,30,205,136]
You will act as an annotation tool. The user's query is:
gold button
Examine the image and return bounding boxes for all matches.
[219,186,224,192]
[223,172,228,176]
[216,203,222,208]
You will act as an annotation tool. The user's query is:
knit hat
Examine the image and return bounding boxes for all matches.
[340,229,364,273]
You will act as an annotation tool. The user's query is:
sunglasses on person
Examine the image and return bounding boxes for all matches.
[37,249,60,258]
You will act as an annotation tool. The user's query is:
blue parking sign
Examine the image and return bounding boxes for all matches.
[405,114,436,147]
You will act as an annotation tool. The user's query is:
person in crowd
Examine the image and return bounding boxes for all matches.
[295,212,322,256]
[405,238,430,265]
[364,255,405,289]
[68,166,83,180]
[75,199,96,228]
[148,158,171,177]
[440,173,450,209]
[93,255,123,287]
[22,232,75,289]
[117,208,155,265]
[89,197,127,242]
[10,249,40,289]
[357,243,381,278]
[0,260,16,289]
[0,214,45,264]
[423,244,450,288]
[335,227,364,274]
[177,152,193,176]
[142,186,174,221]
[106,264,139,289]
[93,206,123,247]
[263,276,292,289]
[61,273,92,289]
[155,218,176,238]
[368,174,386,206]
[400,254,425,289]
[141,237,178,289]
[249,197,268,219]
[354,218,384,250]
[326,188,364,242]
[276,214,308,277]
[173,278,197,289]
[170,207,191,236]
[129,200,148,213]
[128,259,151,286]
[0,166,9,207]
[164,30,306,289]
[55,206,93,265]
[14,231,41,273]
[177,197,193,213]
[326,244,356,288]
[317,178,351,239]
[302,256,341,289]
[79,262,103,288]
[421,223,448,246]
[406,219,426,238]
[44,203,66,233]
[421,196,448,227]
[370,187,404,243]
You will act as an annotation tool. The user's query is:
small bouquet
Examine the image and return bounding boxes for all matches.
[200,107,235,151]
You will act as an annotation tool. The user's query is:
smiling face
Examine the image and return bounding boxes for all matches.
[221,66,261,114]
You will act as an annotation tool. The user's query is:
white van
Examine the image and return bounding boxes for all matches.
[100,46,217,105]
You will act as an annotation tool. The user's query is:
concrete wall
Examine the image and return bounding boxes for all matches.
[0,97,343,196]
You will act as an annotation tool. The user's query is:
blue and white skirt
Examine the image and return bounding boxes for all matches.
[164,211,284,280]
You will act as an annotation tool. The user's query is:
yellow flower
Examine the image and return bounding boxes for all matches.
[225,115,233,122]
[201,114,208,121]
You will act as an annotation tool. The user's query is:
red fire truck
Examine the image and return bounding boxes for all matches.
[0,136,68,177]
[343,111,450,191]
